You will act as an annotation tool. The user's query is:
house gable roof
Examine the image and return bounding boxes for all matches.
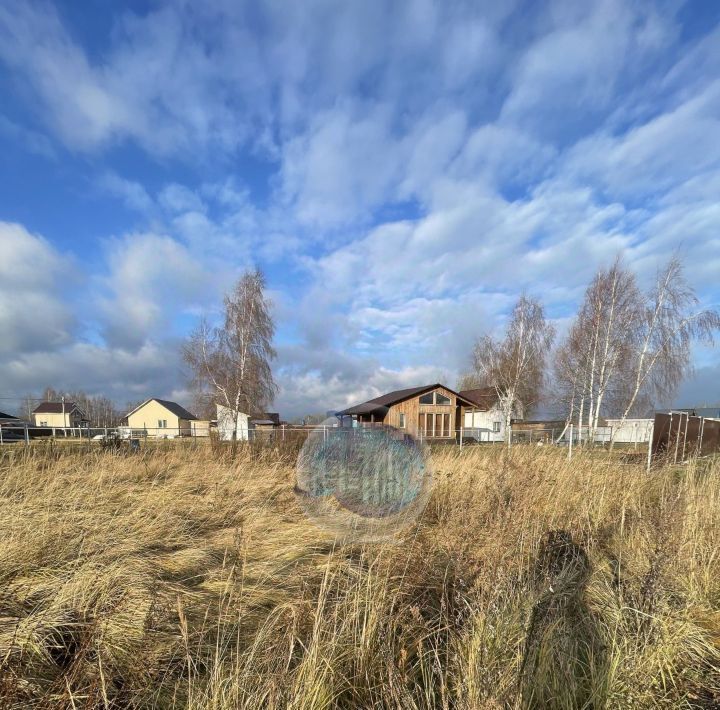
[0,410,19,420]
[32,401,84,415]
[459,387,502,411]
[125,398,198,421]
[339,383,476,416]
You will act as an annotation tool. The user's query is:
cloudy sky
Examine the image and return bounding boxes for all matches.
[1,0,719,418]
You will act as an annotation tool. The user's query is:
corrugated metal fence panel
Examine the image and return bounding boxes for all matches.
[652,413,720,460]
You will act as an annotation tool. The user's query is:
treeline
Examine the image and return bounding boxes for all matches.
[461,255,719,441]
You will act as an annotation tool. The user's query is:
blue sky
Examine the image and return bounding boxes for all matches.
[0,0,719,418]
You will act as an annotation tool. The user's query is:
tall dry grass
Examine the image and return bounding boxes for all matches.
[0,442,718,708]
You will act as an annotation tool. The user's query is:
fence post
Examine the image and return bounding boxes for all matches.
[646,420,654,472]
[24,422,29,446]
[673,413,680,464]
[0,425,3,445]
[568,424,573,461]
[459,424,463,450]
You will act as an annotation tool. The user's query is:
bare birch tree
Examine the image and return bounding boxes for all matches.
[552,257,642,443]
[611,256,720,441]
[183,269,277,441]
[550,322,585,441]
[583,258,641,440]
[471,294,555,445]
[456,372,486,391]
[553,254,719,446]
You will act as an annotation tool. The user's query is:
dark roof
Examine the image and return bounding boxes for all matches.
[32,401,83,415]
[126,398,197,421]
[250,412,280,425]
[459,387,501,411]
[0,411,19,420]
[156,399,198,420]
[339,384,476,416]
[677,407,720,419]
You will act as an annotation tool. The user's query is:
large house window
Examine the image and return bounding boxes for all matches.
[158,419,167,429]
[419,391,452,406]
[493,421,501,433]
[398,412,406,428]
[417,412,451,437]
[418,412,434,436]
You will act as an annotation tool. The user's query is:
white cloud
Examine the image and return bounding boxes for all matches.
[563,81,720,199]
[500,1,678,140]
[99,173,155,213]
[158,184,206,215]
[0,222,76,355]
[99,232,226,349]
[0,1,718,420]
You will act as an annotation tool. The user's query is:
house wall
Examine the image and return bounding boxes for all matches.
[385,386,459,439]
[32,411,82,428]
[462,400,524,442]
[216,405,249,441]
[463,406,506,442]
[603,418,653,444]
[191,420,211,437]
[127,401,187,438]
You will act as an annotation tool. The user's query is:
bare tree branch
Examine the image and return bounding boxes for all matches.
[183,269,278,441]
[471,294,555,445]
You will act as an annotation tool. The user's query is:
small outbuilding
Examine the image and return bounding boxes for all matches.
[216,404,250,441]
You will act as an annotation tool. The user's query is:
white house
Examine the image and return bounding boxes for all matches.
[216,404,250,441]
[460,387,524,442]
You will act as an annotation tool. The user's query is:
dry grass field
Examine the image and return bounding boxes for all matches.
[0,442,718,709]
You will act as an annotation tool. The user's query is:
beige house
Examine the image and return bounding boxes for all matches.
[32,401,86,429]
[125,398,198,438]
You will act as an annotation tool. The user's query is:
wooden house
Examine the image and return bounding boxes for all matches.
[338,384,477,440]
